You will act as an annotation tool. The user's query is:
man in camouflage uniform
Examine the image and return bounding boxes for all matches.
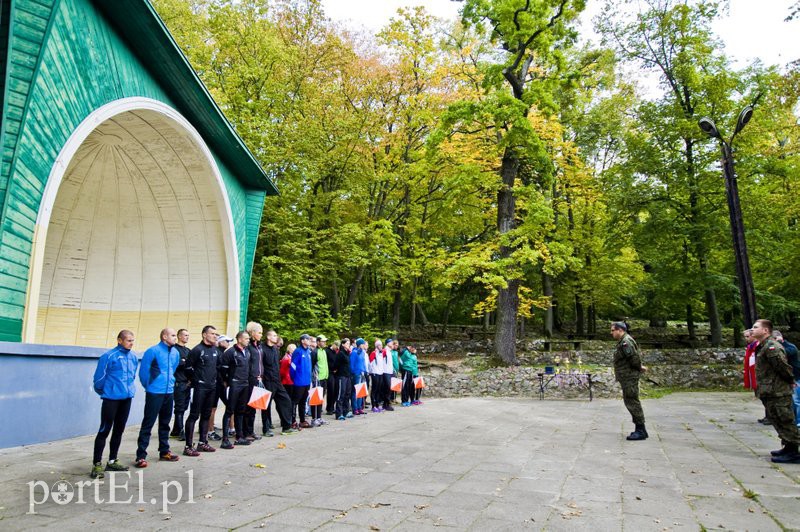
[611,322,648,441]
[751,319,800,463]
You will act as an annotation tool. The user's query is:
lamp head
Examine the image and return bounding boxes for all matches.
[734,105,753,135]
[698,117,721,139]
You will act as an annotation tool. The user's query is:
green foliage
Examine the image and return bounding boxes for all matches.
[152,0,800,340]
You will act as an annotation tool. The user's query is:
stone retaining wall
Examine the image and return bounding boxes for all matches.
[419,348,746,399]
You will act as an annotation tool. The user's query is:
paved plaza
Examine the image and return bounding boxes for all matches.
[1,392,799,530]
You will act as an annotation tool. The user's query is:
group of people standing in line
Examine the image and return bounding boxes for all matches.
[89,322,423,479]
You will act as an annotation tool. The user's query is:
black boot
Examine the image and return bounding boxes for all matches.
[627,424,648,441]
[771,443,800,463]
[771,440,789,457]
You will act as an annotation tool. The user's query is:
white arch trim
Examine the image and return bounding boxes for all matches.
[22,97,241,342]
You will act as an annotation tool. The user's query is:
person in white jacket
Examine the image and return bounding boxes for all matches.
[369,340,385,412]
[382,339,396,411]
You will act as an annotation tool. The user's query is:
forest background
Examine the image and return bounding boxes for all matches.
[152,0,800,364]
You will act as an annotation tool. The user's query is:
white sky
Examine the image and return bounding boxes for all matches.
[321,0,799,68]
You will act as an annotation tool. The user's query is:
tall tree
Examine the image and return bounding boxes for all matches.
[453,0,586,363]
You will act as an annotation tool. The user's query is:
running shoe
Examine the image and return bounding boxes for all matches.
[197,442,216,452]
[345,412,354,418]
[90,462,104,479]
[208,431,222,441]
[337,416,346,421]
[134,458,148,468]
[234,438,251,446]
[300,421,311,429]
[159,452,180,462]
[221,440,234,449]
[105,460,129,472]
[383,405,394,411]
[183,446,200,457]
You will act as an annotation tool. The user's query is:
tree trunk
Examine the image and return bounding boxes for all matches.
[440,296,453,339]
[704,286,722,346]
[494,147,520,364]
[686,304,696,340]
[496,279,520,362]
[483,310,490,331]
[410,278,418,328]
[587,303,596,334]
[346,266,366,308]
[542,271,553,338]
[415,303,430,327]
[331,278,340,318]
[391,281,402,333]
[575,295,584,335]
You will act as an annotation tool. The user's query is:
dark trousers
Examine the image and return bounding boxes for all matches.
[336,376,352,417]
[369,374,382,408]
[382,374,393,407]
[291,385,310,423]
[401,370,415,403]
[171,381,191,435]
[184,386,215,447]
[284,384,295,422]
[222,384,248,440]
[311,379,326,419]
[136,392,174,460]
[326,376,338,414]
[265,381,293,430]
[93,398,132,464]
[244,382,256,436]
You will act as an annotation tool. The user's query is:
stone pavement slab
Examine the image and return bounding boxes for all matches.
[1,392,798,530]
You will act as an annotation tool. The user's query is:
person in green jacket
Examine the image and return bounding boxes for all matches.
[399,345,418,406]
[390,339,400,404]
[311,335,330,427]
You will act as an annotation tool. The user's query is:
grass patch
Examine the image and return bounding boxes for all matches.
[640,385,743,399]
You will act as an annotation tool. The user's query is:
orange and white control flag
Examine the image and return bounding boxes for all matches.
[248,386,272,410]
[354,382,368,398]
[390,377,402,392]
[308,386,324,406]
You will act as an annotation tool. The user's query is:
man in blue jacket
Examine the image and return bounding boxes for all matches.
[135,328,181,467]
[290,334,313,428]
[91,330,139,479]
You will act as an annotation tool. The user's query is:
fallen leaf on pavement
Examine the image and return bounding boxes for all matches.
[253,463,266,468]
[277,443,286,449]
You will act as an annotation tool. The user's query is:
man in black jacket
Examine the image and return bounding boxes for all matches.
[263,329,297,435]
[183,326,219,456]
[325,340,338,415]
[170,329,191,440]
[243,322,264,441]
[219,331,252,449]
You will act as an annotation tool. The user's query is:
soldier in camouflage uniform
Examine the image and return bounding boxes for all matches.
[751,319,800,464]
[611,322,648,441]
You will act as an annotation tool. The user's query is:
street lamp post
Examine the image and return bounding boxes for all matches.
[698,107,758,329]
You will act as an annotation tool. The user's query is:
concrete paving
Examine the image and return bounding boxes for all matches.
[1,392,799,531]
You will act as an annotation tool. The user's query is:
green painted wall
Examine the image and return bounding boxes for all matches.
[0,0,265,340]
